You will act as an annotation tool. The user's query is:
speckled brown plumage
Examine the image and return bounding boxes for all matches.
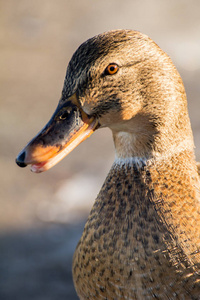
[73,153,200,299]
[70,31,200,299]
[16,30,200,299]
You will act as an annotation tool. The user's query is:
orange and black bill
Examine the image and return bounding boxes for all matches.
[16,97,99,173]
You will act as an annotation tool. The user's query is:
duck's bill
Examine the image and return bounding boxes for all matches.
[16,100,99,173]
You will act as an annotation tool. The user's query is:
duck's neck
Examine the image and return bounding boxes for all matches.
[113,130,195,164]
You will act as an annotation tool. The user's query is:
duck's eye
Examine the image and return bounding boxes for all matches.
[59,107,73,120]
[104,63,119,75]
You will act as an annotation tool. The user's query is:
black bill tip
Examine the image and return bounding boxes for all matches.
[16,151,27,168]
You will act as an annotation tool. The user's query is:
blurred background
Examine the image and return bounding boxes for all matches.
[0,0,200,299]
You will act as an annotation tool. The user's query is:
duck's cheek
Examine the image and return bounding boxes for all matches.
[120,104,142,121]
[98,111,122,128]
[99,105,141,129]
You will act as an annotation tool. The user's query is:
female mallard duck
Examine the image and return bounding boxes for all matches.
[16,30,200,299]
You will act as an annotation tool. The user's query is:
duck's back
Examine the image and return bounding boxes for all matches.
[73,151,200,300]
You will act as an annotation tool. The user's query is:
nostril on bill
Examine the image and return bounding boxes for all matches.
[16,151,27,168]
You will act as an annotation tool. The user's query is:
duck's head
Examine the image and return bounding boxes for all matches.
[16,30,193,172]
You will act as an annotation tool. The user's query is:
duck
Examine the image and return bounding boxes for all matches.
[16,30,200,299]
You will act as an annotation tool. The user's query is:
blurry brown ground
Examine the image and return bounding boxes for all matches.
[0,1,200,299]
